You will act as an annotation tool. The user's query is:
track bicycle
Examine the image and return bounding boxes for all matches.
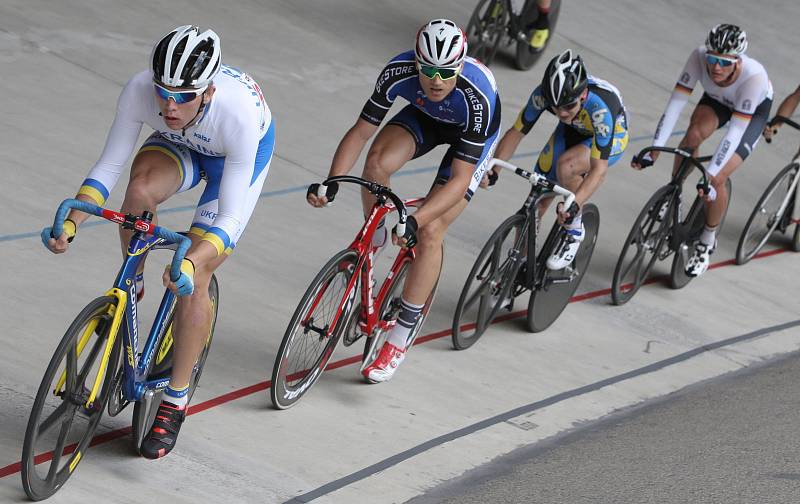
[270,177,440,409]
[22,199,219,501]
[465,0,561,70]
[611,146,733,305]
[735,115,800,264]
[451,158,599,350]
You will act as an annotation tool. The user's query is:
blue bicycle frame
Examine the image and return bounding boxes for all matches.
[47,198,191,404]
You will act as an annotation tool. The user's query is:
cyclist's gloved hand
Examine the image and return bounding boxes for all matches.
[392,215,419,248]
[41,218,76,254]
[631,153,654,170]
[556,201,581,225]
[696,180,717,202]
[307,181,339,207]
[164,258,195,296]
[480,168,499,189]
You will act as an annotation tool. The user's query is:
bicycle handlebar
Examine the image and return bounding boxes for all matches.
[49,199,191,281]
[488,158,576,210]
[632,146,713,195]
[770,115,800,131]
[322,176,410,236]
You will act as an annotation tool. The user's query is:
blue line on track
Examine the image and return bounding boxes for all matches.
[1,131,683,243]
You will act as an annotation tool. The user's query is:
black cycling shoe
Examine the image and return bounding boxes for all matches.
[140,400,186,459]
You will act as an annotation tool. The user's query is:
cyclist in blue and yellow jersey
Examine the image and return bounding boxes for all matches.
[633,24,772,277]
[42,26,275,459]
[488,49,628,269]
[307,19,501,384]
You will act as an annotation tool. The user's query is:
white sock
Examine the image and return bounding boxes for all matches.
[700,226,717,248]
[163,384,189,409]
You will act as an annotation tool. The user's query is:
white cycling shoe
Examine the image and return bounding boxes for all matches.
[546,224,585,270]
[685,241,715,277]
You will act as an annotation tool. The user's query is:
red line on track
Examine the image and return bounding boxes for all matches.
[0,246,790,480]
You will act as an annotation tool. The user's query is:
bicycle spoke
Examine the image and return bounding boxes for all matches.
[46,404,77,483]
[36,401,70,438]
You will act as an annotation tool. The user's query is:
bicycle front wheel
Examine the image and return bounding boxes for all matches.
[270,249,359,409]
[132,275,220,451]
[466,0,508,65]
[22,296,121,501]
[452,213,526,349]
[736,163,798,264]
[527,204,599,332]
[611,186,675,305]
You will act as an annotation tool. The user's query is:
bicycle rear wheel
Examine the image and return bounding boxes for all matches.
[452,213,526,350]
[271,249,359,409]
[611,186,675,305]
[527,204,599,332]
[132,275,219,451]
[671,178,732,288]
[22,296,121,501]
[736,163,798,264]
[514,0,561,70]
[466,0,508,65]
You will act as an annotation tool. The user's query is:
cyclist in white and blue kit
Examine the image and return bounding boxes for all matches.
[307,19,501,383]
[43,25,275,458]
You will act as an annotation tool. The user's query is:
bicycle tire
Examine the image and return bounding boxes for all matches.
[362,244,444,370]
[22,296,121,501]
[132,275,220,452]
[452,213,526,350]
[670,178,732,288]
[793,212,800,252]
[514,0,561,70]
[527,204,599,332]
[736,163,799,264]
[270,249,359,409]
[611,186,675,305]
[466,0,507,66]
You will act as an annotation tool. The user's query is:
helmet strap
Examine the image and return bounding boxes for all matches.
[182,95,208,136]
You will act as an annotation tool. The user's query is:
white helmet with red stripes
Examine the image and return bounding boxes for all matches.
[415,19,467,68]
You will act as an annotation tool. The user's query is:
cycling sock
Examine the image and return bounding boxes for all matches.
[700,225,717,248]
[387,298,424,349]
[372,219,387,248]
[163,384,189,409]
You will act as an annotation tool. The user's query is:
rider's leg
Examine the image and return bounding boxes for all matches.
[360,125,417,216]
[169,238,227,391]
[121,137,198,300]
[673,102,720,178]
[120,150,182,255]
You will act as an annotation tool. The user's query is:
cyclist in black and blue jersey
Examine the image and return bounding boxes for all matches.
[488,49,628,269]
[307,19,501,384]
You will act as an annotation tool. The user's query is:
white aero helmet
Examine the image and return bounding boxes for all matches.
[705,24,748,56]
[152,25,222,89]
[415,19,467,68]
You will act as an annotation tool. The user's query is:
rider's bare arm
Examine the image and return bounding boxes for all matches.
[329,118,379,178]
[412,158,474,227]
[575,157,608,207]
[765,85,800,139]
